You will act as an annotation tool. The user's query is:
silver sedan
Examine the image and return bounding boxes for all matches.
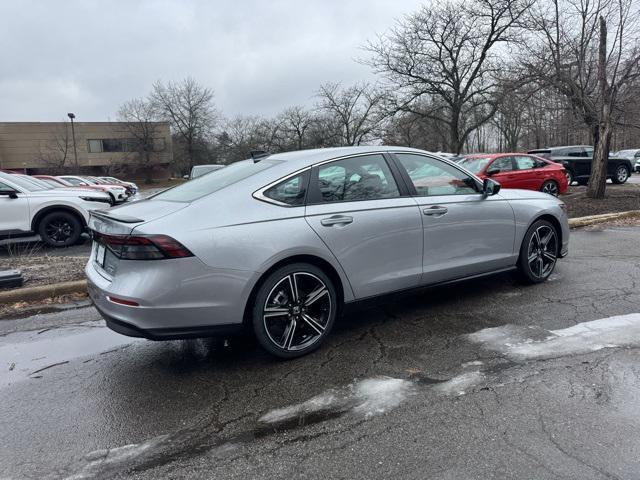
[86,146,569,358]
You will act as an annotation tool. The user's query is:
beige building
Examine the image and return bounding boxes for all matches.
[0,121,172,176]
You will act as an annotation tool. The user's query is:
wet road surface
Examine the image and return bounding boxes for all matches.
[1,227,640,479]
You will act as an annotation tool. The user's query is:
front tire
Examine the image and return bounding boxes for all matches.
[37,211,82,247]
[517,219,559,284]
[252,263,337,359]
[612,165,629,184]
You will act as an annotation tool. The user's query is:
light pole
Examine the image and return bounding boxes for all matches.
[67,112,79,173]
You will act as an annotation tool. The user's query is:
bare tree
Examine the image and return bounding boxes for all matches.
[366,0,534,154]
[316,82,387,146]
[278,106,315,150]
[37,122,72,173]
[151,77,217,172]
[117,97,166,183]
[524,0,640,198]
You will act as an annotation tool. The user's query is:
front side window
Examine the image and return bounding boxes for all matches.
[396,153,478,196]
[263,171,309,206]
[315,154,399,203]
[489,156,514,173]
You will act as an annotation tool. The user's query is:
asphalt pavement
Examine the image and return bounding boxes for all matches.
[1,227,640,479]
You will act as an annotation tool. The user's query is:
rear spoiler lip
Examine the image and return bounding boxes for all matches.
[90,209,145,224]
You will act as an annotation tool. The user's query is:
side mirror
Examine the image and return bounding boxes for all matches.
[482,178,501,198]
[486,168,500,176]
[0,189,18,199]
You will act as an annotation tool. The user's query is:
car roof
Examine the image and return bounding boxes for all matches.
[258,146,435,170]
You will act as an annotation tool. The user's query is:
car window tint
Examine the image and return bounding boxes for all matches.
[515,156,537,170]
[316,154,399,203]
[566,148,584,157]
[264,172,308,206]
[395,153,478,196]
[155,159,278,202]
[490,156,514,172]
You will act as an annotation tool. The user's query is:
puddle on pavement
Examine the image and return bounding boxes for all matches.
[0,322,140,388]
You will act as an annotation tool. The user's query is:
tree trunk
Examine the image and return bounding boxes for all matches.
[586,16,610,200]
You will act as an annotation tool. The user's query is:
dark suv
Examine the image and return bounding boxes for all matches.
[528,145,632,185]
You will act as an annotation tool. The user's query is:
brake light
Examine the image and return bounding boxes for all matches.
[94,233,193,260]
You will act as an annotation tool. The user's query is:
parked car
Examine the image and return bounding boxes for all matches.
[86,176,134,196]
[613,149,640,173]
[189,164,225,179]
[57,175,129,203]
[458,153,568,196]
[99,176,138,194]
[0,171,111,247]
[527,145,633,185]
[33,175,115,205]
[86,146,569,359]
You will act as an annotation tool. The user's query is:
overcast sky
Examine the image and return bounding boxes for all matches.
[0,0,421,122]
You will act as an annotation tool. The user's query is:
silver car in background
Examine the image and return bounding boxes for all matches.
[86,146,569,358]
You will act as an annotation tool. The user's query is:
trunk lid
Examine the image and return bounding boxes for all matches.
[88,200,188,235]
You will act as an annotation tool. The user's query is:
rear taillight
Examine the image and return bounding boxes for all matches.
[94,233,193,260]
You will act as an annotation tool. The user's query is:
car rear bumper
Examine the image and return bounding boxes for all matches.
[85,250,257,338]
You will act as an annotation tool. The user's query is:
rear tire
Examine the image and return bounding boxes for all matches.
[252,263,337,359]
[37,211,82,248]
[612,165,629,184]
[540,180,559,196]
[517,219,559,284]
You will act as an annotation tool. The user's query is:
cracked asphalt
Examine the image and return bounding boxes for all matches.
[2,227,640,479]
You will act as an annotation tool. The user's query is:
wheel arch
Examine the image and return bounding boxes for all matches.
[31,205,87,232]
[527,213,563,256]
[242,254,347,326]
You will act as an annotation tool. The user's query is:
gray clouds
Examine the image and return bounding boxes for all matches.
[0,0,420,121]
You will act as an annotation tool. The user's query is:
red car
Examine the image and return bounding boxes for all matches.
[458,153,568,196]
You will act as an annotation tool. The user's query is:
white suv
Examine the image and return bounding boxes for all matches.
[0,172,112,247]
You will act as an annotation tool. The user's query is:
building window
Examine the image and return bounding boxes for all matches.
[87,138,140,153]
[87,139,103,153]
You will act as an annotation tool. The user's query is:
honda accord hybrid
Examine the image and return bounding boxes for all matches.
[86,147,569,358]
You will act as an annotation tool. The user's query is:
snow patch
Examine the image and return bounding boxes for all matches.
[435,371,485,396]
[259,377,413,424]
[352,377,413,418]
[65,435,169,479]
[468,313,640,360]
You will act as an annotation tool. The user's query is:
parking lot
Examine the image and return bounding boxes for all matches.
[2,226,640,479]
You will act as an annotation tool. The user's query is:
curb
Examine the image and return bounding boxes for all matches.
[569,210,640,228]
[0,280,87,304]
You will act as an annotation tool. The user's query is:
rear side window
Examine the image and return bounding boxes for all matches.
[315,154,400,203]
[263,171,309,206]
[514,156,537,170]
[155,160,278,202]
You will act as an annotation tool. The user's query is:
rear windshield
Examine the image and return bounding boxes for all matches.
[154,159,279,202]
[458,157,492,174]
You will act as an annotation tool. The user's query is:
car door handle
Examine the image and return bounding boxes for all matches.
[321,215,353,226]
[423,206,448,216]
